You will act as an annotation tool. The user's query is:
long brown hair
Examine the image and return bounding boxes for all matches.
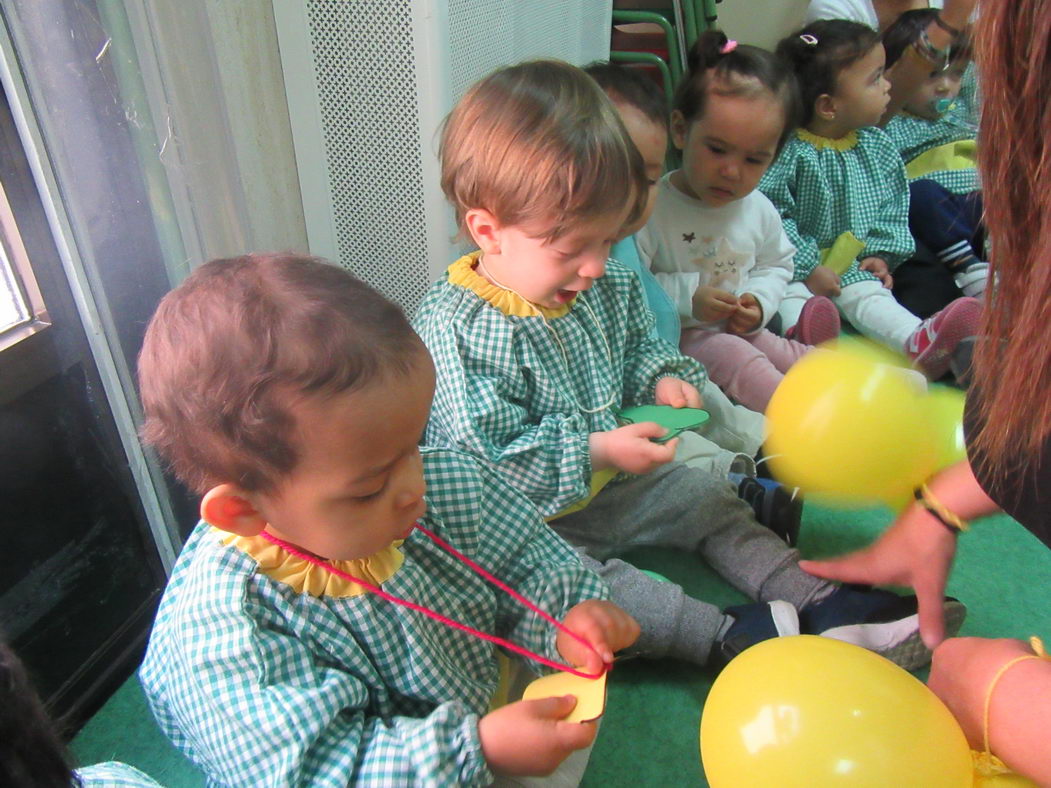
[971,1,1051,476]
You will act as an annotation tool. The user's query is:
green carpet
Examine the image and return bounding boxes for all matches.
[71,505,1051,786]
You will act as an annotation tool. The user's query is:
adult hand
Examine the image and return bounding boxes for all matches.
[479,697,597,776]
[799,503,959,648]
[726,293,763,335]
[589,423,678,475]
[557,599,640,676]
[692,286,738,323]
[859,256,893,289]
[805,266,842,298]
[654,376,703,409]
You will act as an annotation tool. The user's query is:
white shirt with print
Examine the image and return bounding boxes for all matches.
[636,174,795,333]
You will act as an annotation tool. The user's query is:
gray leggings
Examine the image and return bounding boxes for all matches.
[550,462,830,664]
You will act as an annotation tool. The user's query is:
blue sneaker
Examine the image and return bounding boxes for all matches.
[800,585,967,671]
[709,600,800,670]
[732,474,803,546]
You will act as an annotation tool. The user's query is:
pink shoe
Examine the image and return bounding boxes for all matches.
[786,296,841,345]
[905,297,982,379]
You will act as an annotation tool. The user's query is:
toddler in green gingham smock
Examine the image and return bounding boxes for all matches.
[139,448,607,788]
[757,127,928,347]
[413,252,841,667]
[884,107,977,196]
[884,104,988,298]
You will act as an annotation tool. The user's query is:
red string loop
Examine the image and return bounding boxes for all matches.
[259,526,606,680]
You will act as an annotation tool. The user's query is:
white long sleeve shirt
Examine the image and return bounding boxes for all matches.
[636,174,795,332]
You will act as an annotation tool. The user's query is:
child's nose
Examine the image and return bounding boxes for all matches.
[721,162,740,180]
[393,452,425,509]
[579,254,607,280]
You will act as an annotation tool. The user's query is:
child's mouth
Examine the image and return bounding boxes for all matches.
[555,289,577,303]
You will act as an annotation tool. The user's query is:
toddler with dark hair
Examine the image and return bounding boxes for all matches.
[882,9,987,299]
[137,252,638,786]
[761,19,981,379]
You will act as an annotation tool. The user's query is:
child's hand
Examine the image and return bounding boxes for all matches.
[726,293,763,335]
[557,599,640,675]
[479,697,597,777]
[655,376,703,409]
[692,286,739,323]
[805,266,842,297]
[860,256,894,288]
[589,423,678,474]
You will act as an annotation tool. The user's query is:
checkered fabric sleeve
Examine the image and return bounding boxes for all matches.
[759,129,914,286]
[883,111,978,195]
[414,263,704,516]
[139,450,609,787]
[422,449,609,669]
[861,129,914,270]
[415,283,596,516]
[758,141,824,282]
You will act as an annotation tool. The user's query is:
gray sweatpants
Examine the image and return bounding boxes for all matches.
[550,461,831,664]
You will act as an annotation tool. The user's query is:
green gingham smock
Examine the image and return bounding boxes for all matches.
[413,252,707,518]
[759,127,915,287]
[884,109,978,195]
[139,447,607,788]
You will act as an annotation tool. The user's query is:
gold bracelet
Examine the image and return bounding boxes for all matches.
[914,484,970,533]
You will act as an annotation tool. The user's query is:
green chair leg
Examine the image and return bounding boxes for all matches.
[611,9,683,84]
[609,51,675,106]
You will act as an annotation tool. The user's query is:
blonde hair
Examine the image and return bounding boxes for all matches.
[440,59,648,241]
[970,0,1051,479]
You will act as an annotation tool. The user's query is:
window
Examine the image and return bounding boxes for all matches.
[0,179,47,348]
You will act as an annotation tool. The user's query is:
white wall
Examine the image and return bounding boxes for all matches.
[714,0,810,49]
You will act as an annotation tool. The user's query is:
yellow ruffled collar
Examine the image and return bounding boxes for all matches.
[797,128,859,151]
[447,251,573,319]
[217,527,404,598]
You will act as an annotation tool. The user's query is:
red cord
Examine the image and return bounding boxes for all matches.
[259,526,606,679]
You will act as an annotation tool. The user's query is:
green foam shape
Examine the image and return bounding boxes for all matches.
[617,405,710,443]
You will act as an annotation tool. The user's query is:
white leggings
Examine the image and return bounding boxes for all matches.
[779,279,922,352]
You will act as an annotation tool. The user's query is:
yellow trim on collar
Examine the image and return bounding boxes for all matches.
[797,128,859,151]
[217,527,405,598]
[446,251,573,319]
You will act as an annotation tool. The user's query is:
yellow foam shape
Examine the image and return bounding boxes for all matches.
[521,669,608,723]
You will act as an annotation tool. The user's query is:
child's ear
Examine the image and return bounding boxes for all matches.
[670,110,689,151]
[815,94,837,122]
[464,208,502,255]
[200,484,268,536]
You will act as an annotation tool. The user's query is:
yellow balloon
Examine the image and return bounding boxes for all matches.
[974,772,1040,788]
[766,343,939,505]
[700,636,973,787]
[926,385,967,470]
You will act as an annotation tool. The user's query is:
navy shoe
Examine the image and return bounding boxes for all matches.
[800,584,967,671]
[733,474,803,546]
[709,600,800,671]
